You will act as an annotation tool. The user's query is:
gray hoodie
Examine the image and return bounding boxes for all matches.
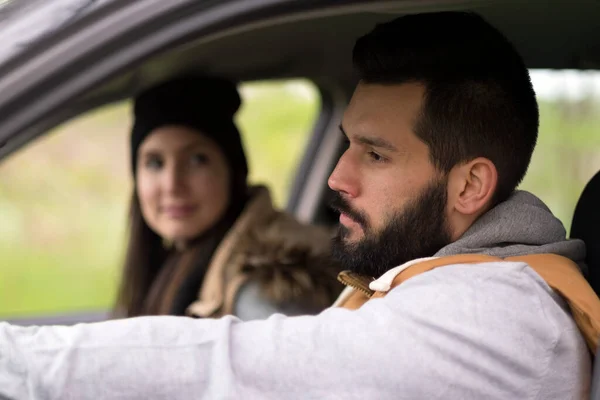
[0,191,591,400]
[437,191,586,262]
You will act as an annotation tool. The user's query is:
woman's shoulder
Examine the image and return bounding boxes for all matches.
[228,186,343,317]
[187,185,343,319]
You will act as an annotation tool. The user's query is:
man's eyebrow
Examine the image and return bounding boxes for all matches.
[339,124,349,139]
[339,124,399,153]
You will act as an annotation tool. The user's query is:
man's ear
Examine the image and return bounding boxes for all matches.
[448,157,498,216]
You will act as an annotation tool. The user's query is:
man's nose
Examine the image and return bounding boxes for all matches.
[328,151,359,198]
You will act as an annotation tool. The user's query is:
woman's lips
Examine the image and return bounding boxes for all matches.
[161,205,198,219]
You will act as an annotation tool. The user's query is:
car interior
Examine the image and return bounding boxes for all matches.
[1,0,600,395]
[0,0,599,338]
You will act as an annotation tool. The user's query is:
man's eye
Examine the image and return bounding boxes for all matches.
[369,151,384,162]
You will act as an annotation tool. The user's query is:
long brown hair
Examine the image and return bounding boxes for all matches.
[114,192,169,317]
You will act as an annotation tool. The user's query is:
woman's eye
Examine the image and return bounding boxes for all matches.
[144,156,163,170]
[191,153,208,166]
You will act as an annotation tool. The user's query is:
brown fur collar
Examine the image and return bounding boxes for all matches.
[187,186,342,317]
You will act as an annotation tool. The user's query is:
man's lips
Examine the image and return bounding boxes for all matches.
[339,212,359,227]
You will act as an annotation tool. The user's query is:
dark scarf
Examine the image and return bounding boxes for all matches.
[142,199,245,316]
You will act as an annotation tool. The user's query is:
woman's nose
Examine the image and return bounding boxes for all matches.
[163,164,187,194]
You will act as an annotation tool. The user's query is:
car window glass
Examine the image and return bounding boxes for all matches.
[0,78,319,318]
[520,70,600,231]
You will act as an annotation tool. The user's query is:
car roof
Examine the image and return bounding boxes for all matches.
[0,0,598,160]
[87,0,600,101]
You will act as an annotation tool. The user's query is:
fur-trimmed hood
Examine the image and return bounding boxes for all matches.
[187,186,342,318]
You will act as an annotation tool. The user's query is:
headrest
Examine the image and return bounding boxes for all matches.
[571,171,600,295]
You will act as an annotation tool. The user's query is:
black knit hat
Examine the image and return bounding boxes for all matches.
[130,75,248,182]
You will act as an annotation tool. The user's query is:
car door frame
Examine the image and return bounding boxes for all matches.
[1,0,365,325]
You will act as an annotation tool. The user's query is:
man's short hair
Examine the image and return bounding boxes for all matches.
[353,11,539,203]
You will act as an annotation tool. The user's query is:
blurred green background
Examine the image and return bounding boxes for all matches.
[0,73,599,318]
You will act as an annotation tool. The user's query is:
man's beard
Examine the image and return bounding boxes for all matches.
[330,177,452,278]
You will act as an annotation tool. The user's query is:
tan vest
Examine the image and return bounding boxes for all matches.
[337,254,600,354]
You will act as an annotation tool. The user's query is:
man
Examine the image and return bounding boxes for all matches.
[0,11,595,400]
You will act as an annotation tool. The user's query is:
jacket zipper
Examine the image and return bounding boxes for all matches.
[337,270,375,297]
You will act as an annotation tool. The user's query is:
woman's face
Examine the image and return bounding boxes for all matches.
[136,125,231,244]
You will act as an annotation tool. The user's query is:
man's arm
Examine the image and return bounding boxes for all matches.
[0,308,391,400]
[0,263,583,400]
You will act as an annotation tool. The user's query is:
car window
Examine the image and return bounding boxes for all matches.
[2,71,599,319]
[0,78,319,318]
[520,70,600,231]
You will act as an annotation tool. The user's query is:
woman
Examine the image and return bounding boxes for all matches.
[115,74,342,319]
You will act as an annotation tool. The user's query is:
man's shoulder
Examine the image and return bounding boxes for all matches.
[372,261,590,397]
[390,258,554,290]
[380,260,578,348]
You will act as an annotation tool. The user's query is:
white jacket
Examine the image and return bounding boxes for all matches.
[0,260,590,399]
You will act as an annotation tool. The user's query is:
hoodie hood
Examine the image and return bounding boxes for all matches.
[435,191,586,270]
